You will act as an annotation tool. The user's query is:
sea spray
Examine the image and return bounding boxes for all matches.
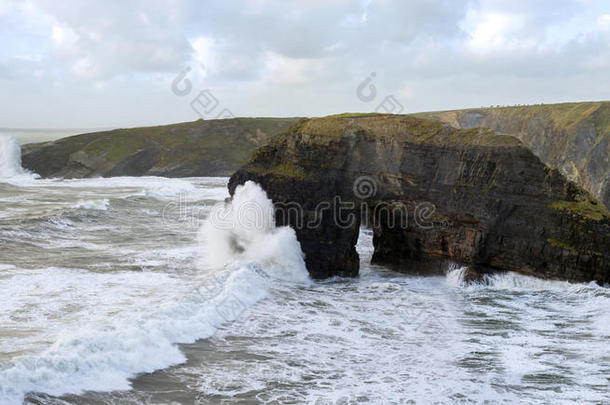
[0,134,26,177]
[445,264,603,291]
[199,180,310,283]
[444,264,469,287]
[0,134,38,183]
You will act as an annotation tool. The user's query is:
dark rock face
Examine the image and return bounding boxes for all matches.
[229,114,610,284]
[21,118,300,178]
[415,102,610,210]
[229,123,362,279]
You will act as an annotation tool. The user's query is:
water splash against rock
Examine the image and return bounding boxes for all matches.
[200,180,310,284]
[0,134,37,182]
[0,180,310,403]
[0,134,25,178]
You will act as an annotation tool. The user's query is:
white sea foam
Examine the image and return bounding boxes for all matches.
[2,177,608,403]
[445,265,604,292]
[195,249,610,404]
[39,176,196,196]
[0,181,309,403]
[73,198,110,211]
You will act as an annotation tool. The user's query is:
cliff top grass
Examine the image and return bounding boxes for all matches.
[416,101,610,134]
[54,117,300,165]
[287,114,523,148]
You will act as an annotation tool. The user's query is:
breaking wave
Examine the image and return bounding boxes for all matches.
[446,265,604,292]
[0,181,309,403]
[0,134,37,182]
[73,199,110,211]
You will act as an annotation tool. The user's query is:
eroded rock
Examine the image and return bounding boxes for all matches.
[229,114,610,284]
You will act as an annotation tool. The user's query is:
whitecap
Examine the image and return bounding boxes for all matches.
[73,199,110,211]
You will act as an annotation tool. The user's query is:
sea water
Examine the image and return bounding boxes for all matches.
[0,139,608,404]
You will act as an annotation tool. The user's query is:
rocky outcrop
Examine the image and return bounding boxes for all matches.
[21,118,300,178]
[415,102,610,210]
[229,114,610,283]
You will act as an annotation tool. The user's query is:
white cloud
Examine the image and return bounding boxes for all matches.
[71,57,97,78]
[191,36,217,77]
[598,14,610,30]
[465,12,530,54]
[51,23,78,46]
[14,53,42,62]
[262,52,330,85]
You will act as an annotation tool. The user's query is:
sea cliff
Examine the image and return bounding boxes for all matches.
[21,118,300,178]
[415,102,610,209]
[229,114,610,283]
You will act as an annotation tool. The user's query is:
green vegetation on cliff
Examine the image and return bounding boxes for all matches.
[82,133,147,162]
[249,162,309,180]
[546,238,579,254]
[21,117,301,178]
[288,114,523,148]
[414,101,610,210]
[551,196,609,222]
[417,102,609,131]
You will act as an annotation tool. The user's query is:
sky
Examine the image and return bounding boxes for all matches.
[1,0,610,128]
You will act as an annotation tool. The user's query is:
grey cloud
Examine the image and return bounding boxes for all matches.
[1,0,609,128]
[31,0,194,78]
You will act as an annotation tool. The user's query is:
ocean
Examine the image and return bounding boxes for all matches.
[0,134,608,404]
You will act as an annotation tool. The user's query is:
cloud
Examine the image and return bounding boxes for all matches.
[0,0,610,127]
[51,22,78,47]
[263,51,332,85]
[14,0,194,79]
